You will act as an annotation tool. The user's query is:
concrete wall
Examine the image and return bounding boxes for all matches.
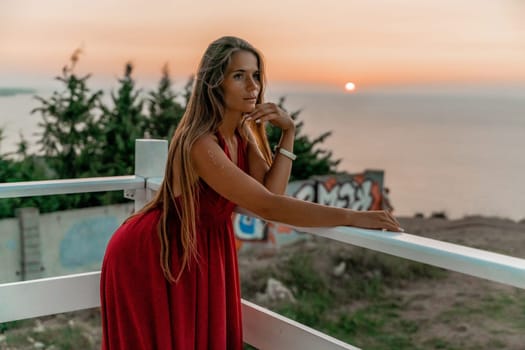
[0,203,134,283]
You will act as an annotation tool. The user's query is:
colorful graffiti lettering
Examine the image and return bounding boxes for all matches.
[233,215,267,241]
[233,170,385,251]
[295,177,382,210]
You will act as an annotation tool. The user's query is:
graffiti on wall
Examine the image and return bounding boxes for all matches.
[233,215,293,243]
[60,216,119,268]
[294,175,382,211]
[234,170,385,250]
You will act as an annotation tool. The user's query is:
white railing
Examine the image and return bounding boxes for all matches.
[1,139,525,350]
[0,176,143,198]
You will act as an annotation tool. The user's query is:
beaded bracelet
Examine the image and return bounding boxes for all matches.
[274,146,297,161]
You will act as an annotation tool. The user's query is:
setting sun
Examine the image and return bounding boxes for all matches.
[345,82,356,92]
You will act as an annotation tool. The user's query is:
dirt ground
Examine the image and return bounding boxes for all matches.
[237,215,525,349]
[393,216,525,349]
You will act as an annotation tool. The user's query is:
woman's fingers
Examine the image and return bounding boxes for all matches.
[388,212,404,231]
[348,210,403,232]
[246,103,293,129]
[249,104,279,122]
[383,211,404,232]
[245,103,272,119]
[368,211,403,232]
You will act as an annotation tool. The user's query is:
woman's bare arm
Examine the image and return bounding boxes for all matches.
[192,134,401,231]
[246,103,296,195]
[247,126,295,194]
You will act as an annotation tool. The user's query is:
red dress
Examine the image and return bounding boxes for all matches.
[100,132,246,349]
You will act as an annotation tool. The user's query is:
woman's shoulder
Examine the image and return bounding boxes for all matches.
[195,132,219,143]
[191,132,221,155]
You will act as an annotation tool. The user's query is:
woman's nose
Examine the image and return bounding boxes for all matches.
[246,77,259,92]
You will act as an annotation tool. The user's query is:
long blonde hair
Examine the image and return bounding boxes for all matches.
[137,36,272,282]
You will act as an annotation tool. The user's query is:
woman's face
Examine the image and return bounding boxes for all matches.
[221,50,261,115]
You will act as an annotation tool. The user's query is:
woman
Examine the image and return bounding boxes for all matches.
[100,36,401,350]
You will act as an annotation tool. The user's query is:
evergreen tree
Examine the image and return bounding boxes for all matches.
[182,75,194,107]
[2,64,340,217]
[99,62,146,176]
[0,128,6,157]
[32,48,104,179]
[29,49,109,212]
[0,128,14,180]
[0,152,16,218]
[0,133,58,218]
[13,133,51,181]
[146,64,185,140]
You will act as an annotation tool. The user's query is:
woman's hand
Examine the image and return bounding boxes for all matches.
[244,103,295,131]
[351,210,404,232]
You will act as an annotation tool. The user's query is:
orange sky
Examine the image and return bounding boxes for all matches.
[1,0,524,89]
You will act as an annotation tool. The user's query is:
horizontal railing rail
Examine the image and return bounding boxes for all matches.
[236,210,525,289]
[0,272,100,322]
[0,176,144,198]
[0,272,357,349]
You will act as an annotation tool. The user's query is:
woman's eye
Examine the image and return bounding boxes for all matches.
[233,73,243,80]
[253,72,260,81]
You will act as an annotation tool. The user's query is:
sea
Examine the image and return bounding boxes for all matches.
[1,83,524,221]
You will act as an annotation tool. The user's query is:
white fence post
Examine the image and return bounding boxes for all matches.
[130,139,168,211]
